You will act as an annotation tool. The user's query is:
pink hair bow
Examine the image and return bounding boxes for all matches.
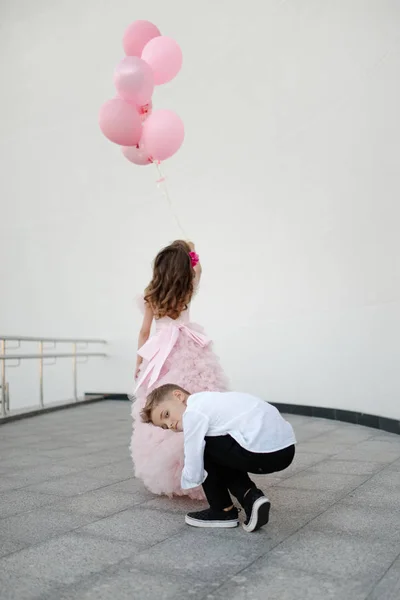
[189,251,199,268]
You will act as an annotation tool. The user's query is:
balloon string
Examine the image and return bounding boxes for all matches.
[154,162,187,238]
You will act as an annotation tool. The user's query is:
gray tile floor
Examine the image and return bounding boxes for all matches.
[0,401,400,600]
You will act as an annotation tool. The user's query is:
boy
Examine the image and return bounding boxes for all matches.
[141,384,296,532]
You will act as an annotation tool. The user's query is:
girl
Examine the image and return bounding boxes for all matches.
[130,240,228,499]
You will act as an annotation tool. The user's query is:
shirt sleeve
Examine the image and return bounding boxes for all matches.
[181,410,210,489]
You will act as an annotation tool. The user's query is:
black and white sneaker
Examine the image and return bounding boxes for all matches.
[185,507,239,528]
[242,488,271,532]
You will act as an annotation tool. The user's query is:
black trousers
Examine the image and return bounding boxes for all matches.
[203,435,295,510]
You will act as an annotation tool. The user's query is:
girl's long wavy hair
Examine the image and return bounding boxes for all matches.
[144,240,194,320]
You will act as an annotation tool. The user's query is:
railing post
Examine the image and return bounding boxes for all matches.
[6,382,10,413]
[39,341,44,408]
[1,338,6,416]
[72,342,78,402]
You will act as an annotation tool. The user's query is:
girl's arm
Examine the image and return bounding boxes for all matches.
[135,302,153,379]
[194,257,202,284]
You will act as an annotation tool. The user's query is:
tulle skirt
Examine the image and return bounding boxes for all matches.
[130,322,228,499]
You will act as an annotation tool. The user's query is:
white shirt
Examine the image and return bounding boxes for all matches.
[181,391,296,489]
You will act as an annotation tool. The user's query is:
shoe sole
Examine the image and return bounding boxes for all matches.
[185,515,239,528]
[242,497,271,532]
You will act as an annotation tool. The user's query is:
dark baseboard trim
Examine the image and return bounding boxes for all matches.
[270,402,400,435]
[99,393,399,436]
[85,393,131,401]
[0,395,106,426]
[4,393,398,435]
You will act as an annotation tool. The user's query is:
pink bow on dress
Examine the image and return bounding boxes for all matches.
[135,322,210,392]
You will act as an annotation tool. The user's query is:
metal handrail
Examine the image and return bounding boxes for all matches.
[0,336,107,418]
[0,336,107,343]
[0,353,106,360]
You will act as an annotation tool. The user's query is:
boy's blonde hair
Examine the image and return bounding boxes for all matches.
[140,384,190,424]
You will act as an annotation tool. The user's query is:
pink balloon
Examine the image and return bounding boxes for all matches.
[114,57,154,107]
[99,98,142,146]
[141,110,185,161]
[142,37,182,85]
[122,145,152,166]
[123,20,161,57]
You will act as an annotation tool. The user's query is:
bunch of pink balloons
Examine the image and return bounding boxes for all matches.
[99,20,185,166]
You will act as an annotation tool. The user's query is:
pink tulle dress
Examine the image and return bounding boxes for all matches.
[130,300,228,499]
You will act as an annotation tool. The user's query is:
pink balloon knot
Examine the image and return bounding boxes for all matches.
[156,176,166,183]
[140,104,150,115]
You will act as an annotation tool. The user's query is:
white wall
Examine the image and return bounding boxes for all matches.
[0,0,399,419]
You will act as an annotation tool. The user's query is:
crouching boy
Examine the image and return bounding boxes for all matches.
[141,385,296,532]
